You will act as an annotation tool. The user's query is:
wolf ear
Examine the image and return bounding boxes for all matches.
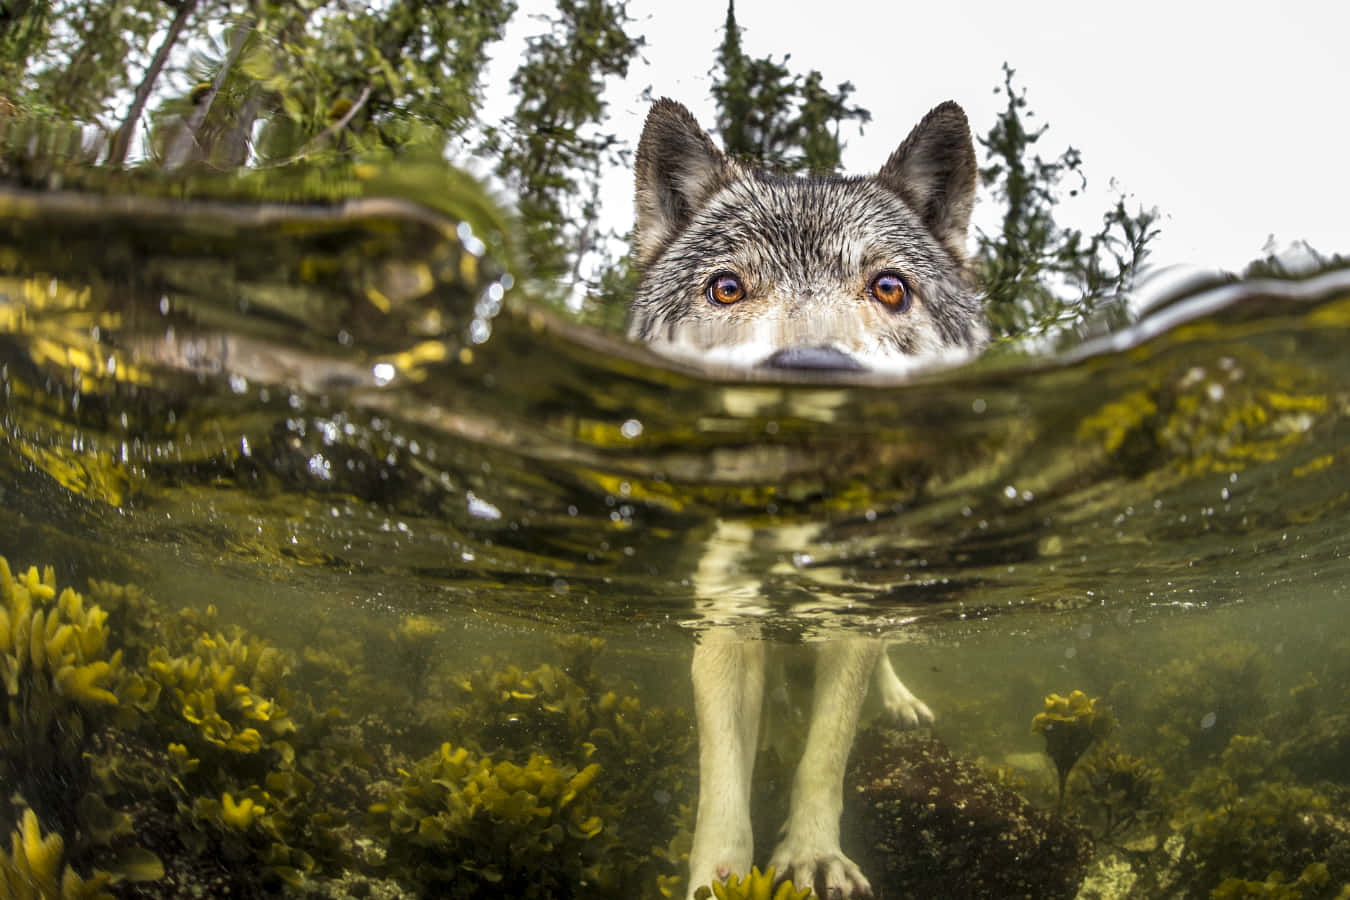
[633,99,732,268]
[877,101,978,257]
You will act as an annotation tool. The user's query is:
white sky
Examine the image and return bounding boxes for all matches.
[481,0,1350,275]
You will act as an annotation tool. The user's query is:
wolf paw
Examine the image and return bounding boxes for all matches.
[686,826,753,900]
[875,659,934,728]
[768,840,872,899]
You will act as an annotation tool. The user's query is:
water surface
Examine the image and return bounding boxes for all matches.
[2,185,1349,898]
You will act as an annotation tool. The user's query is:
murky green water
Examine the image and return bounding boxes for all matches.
[2,184,1349,898]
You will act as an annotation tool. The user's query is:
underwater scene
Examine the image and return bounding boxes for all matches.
[1,180,1349,900]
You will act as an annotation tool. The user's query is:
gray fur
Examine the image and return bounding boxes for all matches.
[628,99,987,374]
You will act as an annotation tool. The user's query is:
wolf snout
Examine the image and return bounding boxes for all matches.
[761,346,864,372]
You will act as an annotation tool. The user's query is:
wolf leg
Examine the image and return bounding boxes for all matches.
[770,637,880,898]
[687,636,765,899]
[874,651,933,728]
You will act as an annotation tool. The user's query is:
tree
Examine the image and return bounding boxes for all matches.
[107,0,203,166]
[488,0,643,287]
[975,63,1160,342]
[25,0,171,126]
[708,0,869,175]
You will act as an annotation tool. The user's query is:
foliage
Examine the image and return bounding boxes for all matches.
[692,865,815,900]
[0,808,112,900]
[709,0,870,176]
[421,635,697,895]
[1169,744,1348,899]
[0,551,702,896]
[487,0,643,287]
[1212,863,1336,900]
[1,0,518,169]
[846,727,1094,899]
[1071,744,1163,842]
[242,0,518,165]
[372,742,612,896]
[0,558,157,843]
[1141,642,1269,777]
[0,0,1165,337]
[975,63,1161,343]
[1031,689,1114,806]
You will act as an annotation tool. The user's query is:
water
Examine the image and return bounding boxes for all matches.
[2,183,1349,898]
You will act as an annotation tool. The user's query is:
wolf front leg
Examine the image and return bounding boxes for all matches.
[686,636,766,899]
[769,637,881,898]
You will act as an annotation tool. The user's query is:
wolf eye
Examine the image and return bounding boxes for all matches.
[706,272,746,305]
[868,271,911,311]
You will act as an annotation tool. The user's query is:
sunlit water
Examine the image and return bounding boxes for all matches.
[2,185,1349,898]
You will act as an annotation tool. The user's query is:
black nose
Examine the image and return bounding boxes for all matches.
[761,346,864,371]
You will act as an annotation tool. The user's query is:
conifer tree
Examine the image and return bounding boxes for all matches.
[975,63,1160,341]
[708,0,868,175]
[488,0,643,287]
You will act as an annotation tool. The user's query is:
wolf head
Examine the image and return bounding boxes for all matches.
[627,99,987,374]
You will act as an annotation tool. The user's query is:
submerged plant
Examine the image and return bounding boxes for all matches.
[0,558,160,854]
[374,635,697,897]
[1211,862,1332,900]
[0,808,111,900]
[1143,642,1268,776]
[691,866,815,900]
[1164,729,1350,898]
[372,741,612,896]
[1075,744,1162,841]
[1032,690,1114,809]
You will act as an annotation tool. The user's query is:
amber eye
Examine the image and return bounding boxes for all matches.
[706,272,747,305]
[868,271,911,311]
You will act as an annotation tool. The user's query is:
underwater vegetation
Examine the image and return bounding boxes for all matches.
[0,551,711,898]
[7,546,1350,899]
[1071,744,1163,843]
[0,809,113,900]
[1031,689,1115,808]
[371,742,612,896]
[1147,731,1350,899]
[1027,647,1350,899]
[845,726,1094,899]
[691,866,814,900]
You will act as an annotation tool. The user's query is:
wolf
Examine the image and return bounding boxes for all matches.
[627,98,986,898]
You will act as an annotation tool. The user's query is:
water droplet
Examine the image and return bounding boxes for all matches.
[307,454,332,480]
[466,491,502,520]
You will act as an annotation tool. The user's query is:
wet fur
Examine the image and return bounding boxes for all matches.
[627,99,985,898]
